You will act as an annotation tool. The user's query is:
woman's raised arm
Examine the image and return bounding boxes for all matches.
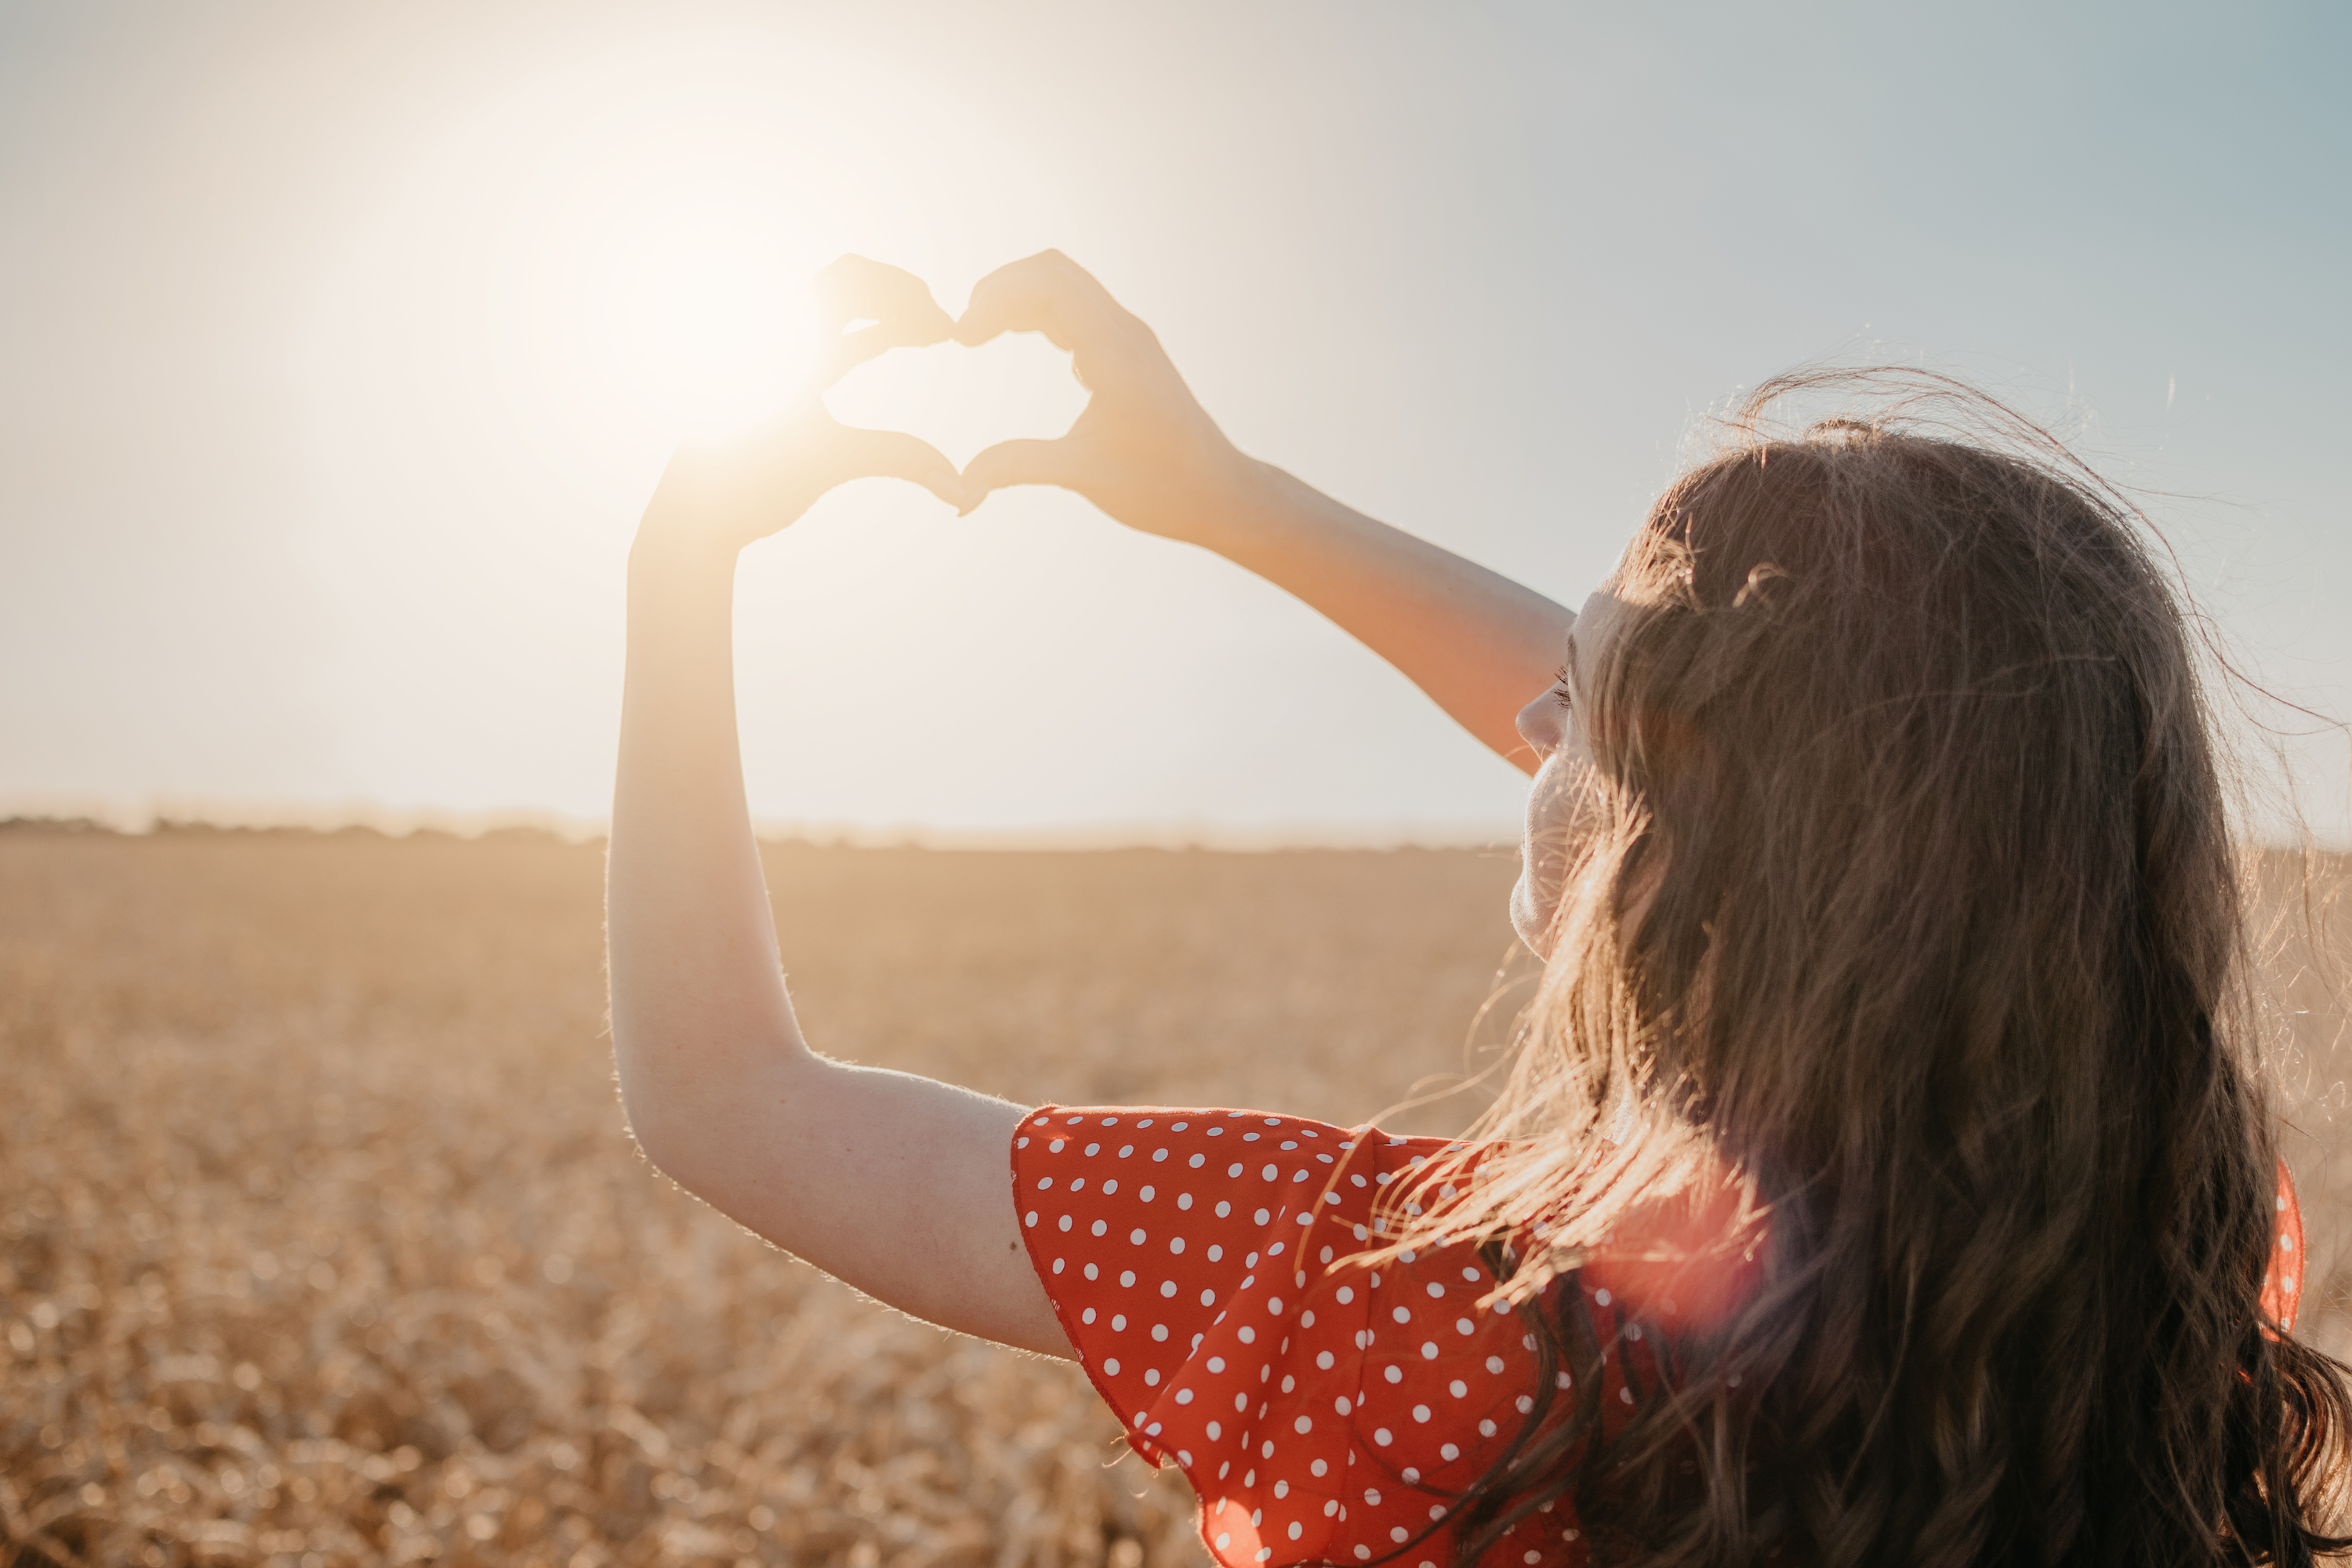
[956,250,1575,775]
[607,257,1069,1357]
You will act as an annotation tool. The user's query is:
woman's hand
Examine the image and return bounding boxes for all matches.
[638,255,966,558]
[954,249,1264,547]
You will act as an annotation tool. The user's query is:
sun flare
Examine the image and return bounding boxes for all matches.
[319,36,1045,484]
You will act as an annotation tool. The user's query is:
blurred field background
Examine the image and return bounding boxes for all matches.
[4,828,2347,1568]
[0,828,1541,1568]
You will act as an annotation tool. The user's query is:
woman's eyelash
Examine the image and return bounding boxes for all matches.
[1552,666,1574,710]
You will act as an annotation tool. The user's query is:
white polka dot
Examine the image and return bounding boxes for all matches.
[1385,1366,1403,1384]
[1294,1416,1313,1434]
[1120,1270,1137,1287]
[1190,1152,1207,1168]
[1486,1356,1506,1374]
[1412,1404,1432,1422]
[1154,1323,1170,1341]
[1200,1289,1217,1307]
[1052,1258,1065,1274]
[1316,1351,1335,1370]
[1269,1298,1285,1316]
[1179,1193,1193,1210]
[1171,1236,1186,1254]
[1289,1523,1303,1541]
[1208,1421,1222,1439]
[1263,1164,1279,1181]
[1517,1396,1534,1414]
[1449,1379,1468,1398]
[1229,1163,1246,1178]
[1217,1201,1232,1218]
[1024,1211,1038,1227]
[1425,1283,1445,1299]
[1176,1387,1193,1403]
[1050,1139,1065,1152]
[1240,1326,1256,1344]
[1336,1286,1354,1305]
[1085,1144,1100,1156]
[1119,1145,1134,1157]
[1059,1215,1072,1232]
[1374,1428,1393,1446]
[1479,1419,1497,1437]
[1363,1488,1382,1506]
[1131,1228,1147,1244]
[1402,1467,1420,1483]
[1392,1529,1410,1544]
[1104,1358,1121,1374]
[1255,1208,1272,1225]
[1084,1263,1099,1280]
[1145,1370,1160,1385]
[1441,1443,1460,1461]
[1594,1288,1613,1306]
[1421,1342,1439,1359]
[1091,1220,1108,1237]
[1392,1307,1412,1323]
[1456,1319,1475,1336]
[1355,1551,1371,1563]
[1334,1396,1352,1415]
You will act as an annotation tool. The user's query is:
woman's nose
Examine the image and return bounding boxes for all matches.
[1515,688,1563,757]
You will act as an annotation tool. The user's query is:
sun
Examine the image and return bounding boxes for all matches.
[318,34,1041,488]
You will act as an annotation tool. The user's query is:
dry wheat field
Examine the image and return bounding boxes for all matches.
[4,827,2350,1568]
[0,828,1533,1568]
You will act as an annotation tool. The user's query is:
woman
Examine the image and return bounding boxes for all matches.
[607,252,2345,1566]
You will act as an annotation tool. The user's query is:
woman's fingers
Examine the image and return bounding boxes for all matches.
[815,254,956,336]
[957,436,1087,514]
[812,254,955,388]
[954,250,1119,357]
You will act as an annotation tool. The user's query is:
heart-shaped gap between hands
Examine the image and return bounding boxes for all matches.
[823,332,1090,474]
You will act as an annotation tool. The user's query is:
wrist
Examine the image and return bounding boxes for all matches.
[628,520,741,583]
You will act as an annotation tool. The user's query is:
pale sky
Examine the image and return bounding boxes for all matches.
[4,2,2347,842]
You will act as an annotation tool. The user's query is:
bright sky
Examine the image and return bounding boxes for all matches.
[3,2,2347,843]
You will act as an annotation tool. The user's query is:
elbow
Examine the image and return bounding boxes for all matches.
[608,1014,800,1200]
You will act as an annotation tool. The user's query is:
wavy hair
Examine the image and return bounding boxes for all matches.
[1401,371,2351,1566]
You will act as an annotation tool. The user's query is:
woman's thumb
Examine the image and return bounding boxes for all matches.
[958,437,1080,516]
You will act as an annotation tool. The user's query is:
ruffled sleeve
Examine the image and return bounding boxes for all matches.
[1011,1106,1588,1568]
[2264,1157,2306,1331]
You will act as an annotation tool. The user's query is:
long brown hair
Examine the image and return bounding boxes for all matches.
[1410,370,2350,1566]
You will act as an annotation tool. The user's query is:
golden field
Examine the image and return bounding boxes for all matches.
[0,829,1527,1568]
[3,827,2347,1568]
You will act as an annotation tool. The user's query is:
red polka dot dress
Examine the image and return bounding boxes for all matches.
[1011,1106,2307,1568]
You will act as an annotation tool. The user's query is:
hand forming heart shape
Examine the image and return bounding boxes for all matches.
[643,252,1258,557]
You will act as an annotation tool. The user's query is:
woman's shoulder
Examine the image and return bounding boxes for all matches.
[1011,1105,1597,1568]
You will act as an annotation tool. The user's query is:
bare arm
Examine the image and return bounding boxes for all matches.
[607,259,1069,1357]
[956,251,1574,773]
